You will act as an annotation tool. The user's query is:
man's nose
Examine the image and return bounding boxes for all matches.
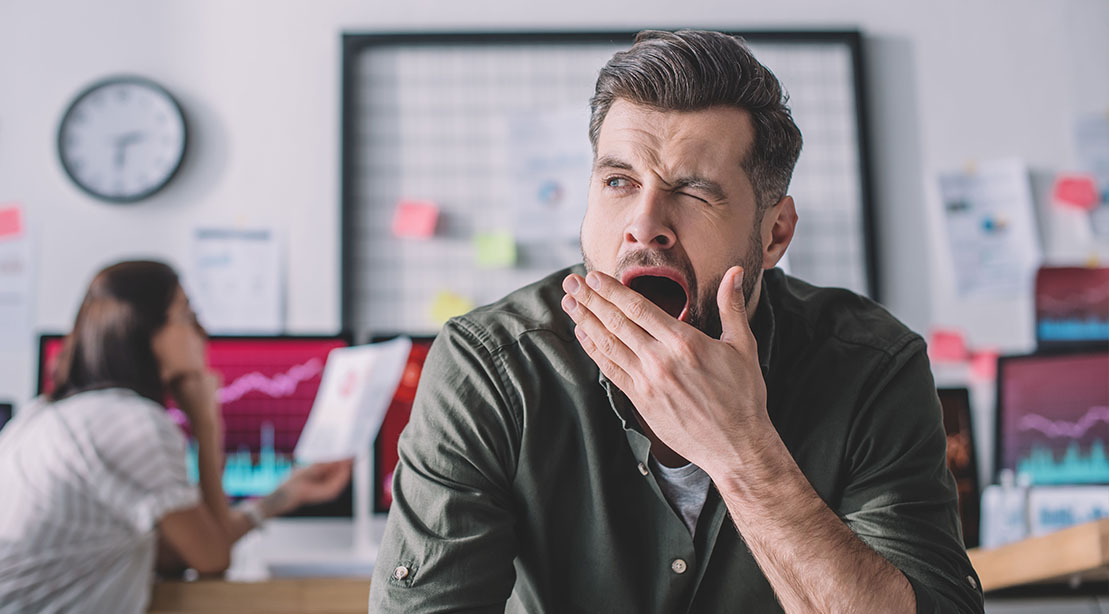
[624,189,676,249]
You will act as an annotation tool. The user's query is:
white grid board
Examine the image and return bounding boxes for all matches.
[345,36,871,337]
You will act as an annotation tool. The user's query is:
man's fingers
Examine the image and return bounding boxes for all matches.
[579,271,685,344]
[562,291,642,372]
[562,273,656,353]
[574,325,634,391]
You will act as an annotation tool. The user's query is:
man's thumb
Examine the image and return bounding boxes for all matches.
[717,266,751,344]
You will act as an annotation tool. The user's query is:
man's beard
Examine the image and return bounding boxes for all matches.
[581,224,762,340]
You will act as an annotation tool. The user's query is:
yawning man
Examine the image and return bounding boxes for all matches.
[370,29,984,614]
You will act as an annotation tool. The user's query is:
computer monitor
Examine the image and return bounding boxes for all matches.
[996,350,1109,486]
[1034,266,1109,350]
[937,387,980,548]
[37,333,354,516]
[372,335,435,513]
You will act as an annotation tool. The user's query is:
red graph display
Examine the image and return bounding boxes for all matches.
[38,335,350,498]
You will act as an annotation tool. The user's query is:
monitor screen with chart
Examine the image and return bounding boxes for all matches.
[996,350,1109,486]
[37,333,353,515]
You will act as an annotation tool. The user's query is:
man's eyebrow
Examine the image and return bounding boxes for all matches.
[672,176,727,202]
[593,155,634,172]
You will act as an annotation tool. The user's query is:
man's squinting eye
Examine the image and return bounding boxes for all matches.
[604,176,630,189]
[677,191,710,204]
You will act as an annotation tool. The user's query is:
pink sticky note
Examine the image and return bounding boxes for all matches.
[969,350,998,381]
[928,328,969,363]
[1053,174,1098,210]
[0,204,23,239]
[391,200,439,239]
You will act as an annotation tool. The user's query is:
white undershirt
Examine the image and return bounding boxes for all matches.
[650,457,712,536]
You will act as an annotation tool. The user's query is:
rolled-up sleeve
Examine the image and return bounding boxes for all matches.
[369,318,522,613]
[839,343,985,614]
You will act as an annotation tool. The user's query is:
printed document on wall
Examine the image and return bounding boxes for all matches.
[938,159,1042,299]
[0,203,33,350]
[505,107,593,242]
[187,227,284,334]
[1076,113,1109,238]
[295,337,413,463]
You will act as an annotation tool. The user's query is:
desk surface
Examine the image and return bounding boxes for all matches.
[149,578,369,614]
[968,518,1109,592]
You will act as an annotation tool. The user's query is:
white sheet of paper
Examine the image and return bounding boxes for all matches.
[295,337,413,463]
[1076,114,1109,238]
[505,107,593,242]
[186,227,283,334]
[0,203,33,351]
[938,159,1042,299]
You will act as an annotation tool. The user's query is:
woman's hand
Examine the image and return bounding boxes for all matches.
[261,459,354,517]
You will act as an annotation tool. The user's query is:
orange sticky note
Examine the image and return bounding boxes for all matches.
[0,204,23,239]
[391,200,439,239]
[1053,175,1098,210]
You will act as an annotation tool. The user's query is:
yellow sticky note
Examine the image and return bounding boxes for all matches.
[474,232,517,268]
[429,291,474,326]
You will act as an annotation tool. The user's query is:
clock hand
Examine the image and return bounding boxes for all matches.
[111,132,147,169]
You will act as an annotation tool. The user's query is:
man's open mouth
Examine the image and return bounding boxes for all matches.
[621,269,690,321]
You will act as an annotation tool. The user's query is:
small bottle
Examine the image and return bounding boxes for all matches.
[980,469,1030,548]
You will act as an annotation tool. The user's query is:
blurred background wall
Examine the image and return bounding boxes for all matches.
[1,0,1107,404]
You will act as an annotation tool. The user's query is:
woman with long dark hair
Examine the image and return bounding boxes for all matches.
[0,260,352,613]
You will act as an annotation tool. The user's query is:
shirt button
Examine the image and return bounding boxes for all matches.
[393,565,410,580]
[637,462,649,476]
[671,558,687,574]
[966,575,977,590]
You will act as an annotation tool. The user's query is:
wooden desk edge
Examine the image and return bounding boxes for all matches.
[149,577,370,614]
[968,518,1109,592]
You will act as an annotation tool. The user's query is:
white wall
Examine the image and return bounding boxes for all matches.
[1,0,1107,405]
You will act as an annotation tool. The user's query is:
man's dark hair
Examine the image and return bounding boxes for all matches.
[589,29,803,212]
[49,260,181,405]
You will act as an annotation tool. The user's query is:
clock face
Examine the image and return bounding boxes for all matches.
[57,77,187,203]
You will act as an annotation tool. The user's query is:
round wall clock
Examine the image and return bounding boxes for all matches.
[57,76,187,203]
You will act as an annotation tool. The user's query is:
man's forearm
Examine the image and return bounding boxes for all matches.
[712,430,915,613]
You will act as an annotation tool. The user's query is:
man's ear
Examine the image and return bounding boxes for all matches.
[760,195,798,270]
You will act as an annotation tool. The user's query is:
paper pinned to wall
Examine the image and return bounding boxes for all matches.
[505,107,593,242]
[187,227,284,334]
[1076,113,1109,203]
[938,159,1042,299]
[0,203,33,351]
[1076,114,1109,238]
[295,337,413,463]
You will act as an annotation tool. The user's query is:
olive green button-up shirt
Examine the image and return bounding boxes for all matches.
[369,265,985,613]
